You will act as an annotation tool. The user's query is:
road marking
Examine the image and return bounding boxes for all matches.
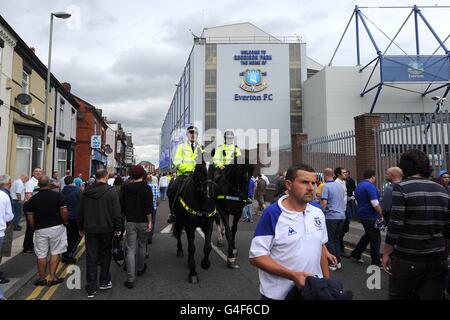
[25,238,85,300]
[195,227,228,262]
[41,242,86,300]
[25,261,66,300]
[160,224,173,234]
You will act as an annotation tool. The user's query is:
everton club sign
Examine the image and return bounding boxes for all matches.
[234,50,273,101]
[239,69,267,93]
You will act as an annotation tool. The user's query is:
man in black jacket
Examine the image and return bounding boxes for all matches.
[121,165,153,289]
[61,176,81,264]
[78,169,122,299]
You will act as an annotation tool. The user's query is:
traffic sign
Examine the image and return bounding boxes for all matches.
[91,135,101,149]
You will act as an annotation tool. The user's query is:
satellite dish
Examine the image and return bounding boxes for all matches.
[105,144,113,154]
[16,93,32,105]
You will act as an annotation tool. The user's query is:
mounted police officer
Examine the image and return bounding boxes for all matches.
[167,126,205,224]
[212,130,241,182]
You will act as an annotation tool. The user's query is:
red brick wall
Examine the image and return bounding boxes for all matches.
[74,98,93,180]
[354,114,383,182]
[291,133,308,165]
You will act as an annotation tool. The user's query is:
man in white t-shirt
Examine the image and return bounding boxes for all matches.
[261,174,270,186]
[107,173,115,186]
[334,167,348,209]
[249,164,336,300]
[59,170,71,191]
[0,175,14,286]
[25,168,42,201]
[11,175,28,231]
[23,167,42,253]
[158,173,169,201]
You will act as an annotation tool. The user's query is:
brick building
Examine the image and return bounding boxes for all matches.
[137,161,155,174]
[71,91,108,180]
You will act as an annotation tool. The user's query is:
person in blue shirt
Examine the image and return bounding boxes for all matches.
[146,174,160,244]
[438,169,450,192]
[242,176,256,222]
[350,169,384,267]
[320,168,346,271]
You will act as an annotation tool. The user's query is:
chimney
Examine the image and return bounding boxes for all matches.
[30,47,36,53]
[62,82,71,92]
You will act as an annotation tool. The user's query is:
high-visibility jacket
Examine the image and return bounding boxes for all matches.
[173,141,204,175]
[213,143,241,168]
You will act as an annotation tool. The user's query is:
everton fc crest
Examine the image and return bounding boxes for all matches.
[314,217,323,230]
[239,69,268,93]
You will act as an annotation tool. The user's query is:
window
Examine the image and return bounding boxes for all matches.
[20,71,30,114]
[0,45,3,69]
[71,109,76,138]
[57,148,67,175]
[289,43,302,134]
[205,44,217,133]
[94,121,97,135]
[16,135,32,177]
[205,69,216,86]
[59,103,64,134]
[70,150,74,173]
[36,139,44,169]
[116,139,121,153]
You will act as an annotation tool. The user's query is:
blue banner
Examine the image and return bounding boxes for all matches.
[93,149,107,165]
[159,148,170,169]
[381,55,449,82]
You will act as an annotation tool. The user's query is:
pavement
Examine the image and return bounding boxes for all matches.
[1,201,389,300]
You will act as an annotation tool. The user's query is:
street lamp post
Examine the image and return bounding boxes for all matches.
[43,12,71,175]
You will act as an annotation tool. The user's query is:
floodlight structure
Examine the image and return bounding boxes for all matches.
[329,5,450,114]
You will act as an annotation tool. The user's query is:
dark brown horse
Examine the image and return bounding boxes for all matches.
[171,162,218,283]
[215,156,253,268]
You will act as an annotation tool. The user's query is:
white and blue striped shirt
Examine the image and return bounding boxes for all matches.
[249,195,328,300]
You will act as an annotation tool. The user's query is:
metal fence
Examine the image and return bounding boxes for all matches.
[302,130,356,178]
[374,112,450,192]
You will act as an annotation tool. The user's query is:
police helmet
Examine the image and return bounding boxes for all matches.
[186,125,198,133]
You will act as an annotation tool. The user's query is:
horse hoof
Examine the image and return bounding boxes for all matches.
[201,259,211,270]
[233,249,238,257]
[177,250,184,258]
[216,240,224,247]
[189,275,199,284]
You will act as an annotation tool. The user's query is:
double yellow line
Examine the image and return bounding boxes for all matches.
[26,238,86,300]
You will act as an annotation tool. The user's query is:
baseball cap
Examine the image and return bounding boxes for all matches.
[130,165,146,180]
[439,169,449,177]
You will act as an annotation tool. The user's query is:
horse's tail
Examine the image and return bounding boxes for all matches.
[172,215,184,238]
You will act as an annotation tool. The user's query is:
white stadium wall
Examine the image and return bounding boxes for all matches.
[303,66,446,140]
[216,43,291,151]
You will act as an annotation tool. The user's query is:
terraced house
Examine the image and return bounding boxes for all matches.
[0,17,17,174]
[0,15,75,179]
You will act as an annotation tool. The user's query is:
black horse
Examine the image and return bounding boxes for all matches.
[171,162,218,283]
[215,156,253,268]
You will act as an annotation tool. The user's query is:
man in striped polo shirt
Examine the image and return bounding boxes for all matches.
[382,149,450,300]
